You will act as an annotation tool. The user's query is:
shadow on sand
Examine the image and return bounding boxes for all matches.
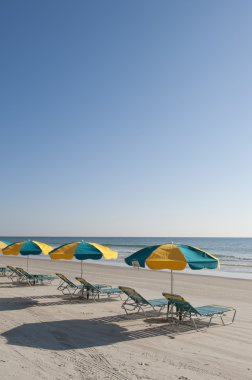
[0,294,119,311]
[0,297,38,311]
[1,315,210,350]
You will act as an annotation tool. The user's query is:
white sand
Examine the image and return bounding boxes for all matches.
[0,255,251,380]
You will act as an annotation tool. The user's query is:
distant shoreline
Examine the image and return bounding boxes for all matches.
[2,254,252,281]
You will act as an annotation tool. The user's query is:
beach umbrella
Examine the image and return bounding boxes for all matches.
[0,240,11,253]
[125,243,219,293]
[50,241,118,277]
[2,240,53,270]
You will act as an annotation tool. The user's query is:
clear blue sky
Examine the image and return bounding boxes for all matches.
[1,0,252,237]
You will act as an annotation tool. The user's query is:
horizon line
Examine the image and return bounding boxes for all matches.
[1,235,252,239]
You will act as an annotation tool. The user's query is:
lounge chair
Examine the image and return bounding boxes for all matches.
[16,267,57,285]
[162,293,236,330]
[132,260,140,269]
[56,273,84,296]
[119,286,168,317]
[7,266,53,285]
[0,267,11,277]
[7,266,25,282]
[75,277,122,300]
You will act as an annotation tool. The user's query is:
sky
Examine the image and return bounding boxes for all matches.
[0,0,252,237]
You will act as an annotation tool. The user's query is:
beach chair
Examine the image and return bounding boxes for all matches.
[119,286,168,317]
[56,273,84,296]
[16,267,57,285]
[0,267,11,277]
[75,277,122,300]
[132,260,140,269]
[6,266,25,282]
[7,266,41,285]
[162,293,236,330]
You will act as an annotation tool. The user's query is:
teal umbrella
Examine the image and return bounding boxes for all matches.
[2,240,53,270]
[0,240,11,253]
[50,241,118,276]
[125,243,220,293]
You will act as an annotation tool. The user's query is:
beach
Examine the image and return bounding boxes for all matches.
[2,1,252,379]
[0,256,251,380]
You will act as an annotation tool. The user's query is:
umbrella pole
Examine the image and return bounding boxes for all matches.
[27,256,29,272]
[168,270,174,321]
[171,270,173,294]
[81,260,83,278]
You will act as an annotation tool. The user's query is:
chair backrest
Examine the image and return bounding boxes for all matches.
[132,260,140,269]
[16,267,34,278]
[119,286,149,305]
[162,293,198,314]
[55,273,76,288]
[75,277,96,290]
[7,265,23,276]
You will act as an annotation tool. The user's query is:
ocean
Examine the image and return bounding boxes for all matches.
[1,236,252,279]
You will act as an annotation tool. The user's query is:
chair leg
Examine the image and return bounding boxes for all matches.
[140,306,148,318]
[218,315,224,325]
[232,309,236,323]
[218,312,234,326]
[208,315,214,327]
[192,318,198,331]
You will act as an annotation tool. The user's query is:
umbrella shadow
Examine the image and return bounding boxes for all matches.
[0,284,17,288]
[88,310,162,323]
[0,281,54,288]
[0,295,118,310]
[0,297,38,311]
[0,279,13,285]
[2,317,209,351]
[31,294,65,300]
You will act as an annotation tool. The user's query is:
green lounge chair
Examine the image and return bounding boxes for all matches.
[7,266,25,282]
[162,293,236,330]
[119,286,168,317]
[56,273,84,296]
[16,267,56,285]
[7,266,53,285]
[0,267,11,277]
[75,277,122,301]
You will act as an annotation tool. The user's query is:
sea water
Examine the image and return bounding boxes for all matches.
[1,236,252,280]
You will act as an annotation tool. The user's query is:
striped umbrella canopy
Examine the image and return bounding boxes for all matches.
[50,241,118,276]
[125,243,219,293]
[2,240,53,270]
[0,240,11,253]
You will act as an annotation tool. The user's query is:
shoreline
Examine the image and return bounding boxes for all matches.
[1,254,252,281]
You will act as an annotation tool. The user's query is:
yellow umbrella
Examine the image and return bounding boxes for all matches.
[50,241,118,276]
[125,243,220,293]
[2,240,53,270]
[0,240,11,253]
